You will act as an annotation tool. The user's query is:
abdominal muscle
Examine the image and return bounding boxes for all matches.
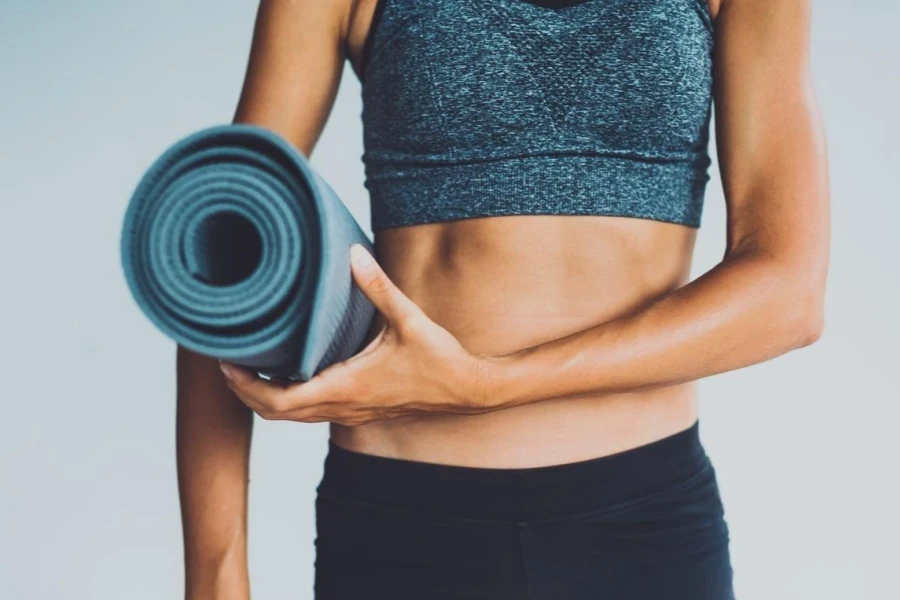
[329,214,700,468]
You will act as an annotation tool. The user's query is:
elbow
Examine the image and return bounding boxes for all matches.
[794,298,825,348]
[780,279,826,349]
[743,246,828,351]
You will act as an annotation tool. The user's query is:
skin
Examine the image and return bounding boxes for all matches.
[178,0,830,597]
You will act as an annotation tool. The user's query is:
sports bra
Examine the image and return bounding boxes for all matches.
[359,0,715,232]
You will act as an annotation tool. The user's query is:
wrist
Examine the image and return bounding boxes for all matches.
[470,350,530,412]
[185,549,249,600]
[186,569,249,600]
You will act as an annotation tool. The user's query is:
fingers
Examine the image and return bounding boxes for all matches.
[350,244,423,326]
[218,355,419,426]
[218,361,352,422]
[218,362,291,418]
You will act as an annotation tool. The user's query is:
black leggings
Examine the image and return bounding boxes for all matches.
[314,421,734,599]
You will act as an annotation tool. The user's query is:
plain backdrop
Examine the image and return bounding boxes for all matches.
[1,1,898,598]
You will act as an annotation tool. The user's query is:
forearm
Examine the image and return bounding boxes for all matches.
[176,346,253,600]
[483,247,826,409]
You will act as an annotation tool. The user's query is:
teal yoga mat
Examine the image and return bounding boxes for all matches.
[120,124,375,381]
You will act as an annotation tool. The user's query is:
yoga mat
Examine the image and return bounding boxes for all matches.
[120,124,375,381]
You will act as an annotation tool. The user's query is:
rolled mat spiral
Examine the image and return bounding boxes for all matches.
[120,124,375,381]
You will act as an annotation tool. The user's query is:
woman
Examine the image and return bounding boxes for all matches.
[177,0,829,598]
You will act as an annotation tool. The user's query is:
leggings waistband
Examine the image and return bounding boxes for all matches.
[316,420,710,522]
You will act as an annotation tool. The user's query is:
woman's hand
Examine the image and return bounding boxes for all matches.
[218,245,494,426]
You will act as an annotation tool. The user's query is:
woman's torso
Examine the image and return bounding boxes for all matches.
[330,0,715,467]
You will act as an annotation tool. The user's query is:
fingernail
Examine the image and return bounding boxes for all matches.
[219,361,235,379]
[350,244,374,267]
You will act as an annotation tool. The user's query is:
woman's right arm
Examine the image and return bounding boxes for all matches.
[177,347,254,599]
[176,1,353,597]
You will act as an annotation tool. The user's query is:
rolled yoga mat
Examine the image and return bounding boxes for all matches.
[120,124,376,381]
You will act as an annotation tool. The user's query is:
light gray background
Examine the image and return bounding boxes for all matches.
[1,1,897,598]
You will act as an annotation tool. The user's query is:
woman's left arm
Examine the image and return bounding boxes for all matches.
[480,0,830,406]
[219,0,830,423]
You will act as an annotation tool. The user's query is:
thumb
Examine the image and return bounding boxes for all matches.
[350,244,421,325]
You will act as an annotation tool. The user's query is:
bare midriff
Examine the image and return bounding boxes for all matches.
[329,214,700,468]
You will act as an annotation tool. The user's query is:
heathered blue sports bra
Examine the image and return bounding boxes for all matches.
[359,0,715,232]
